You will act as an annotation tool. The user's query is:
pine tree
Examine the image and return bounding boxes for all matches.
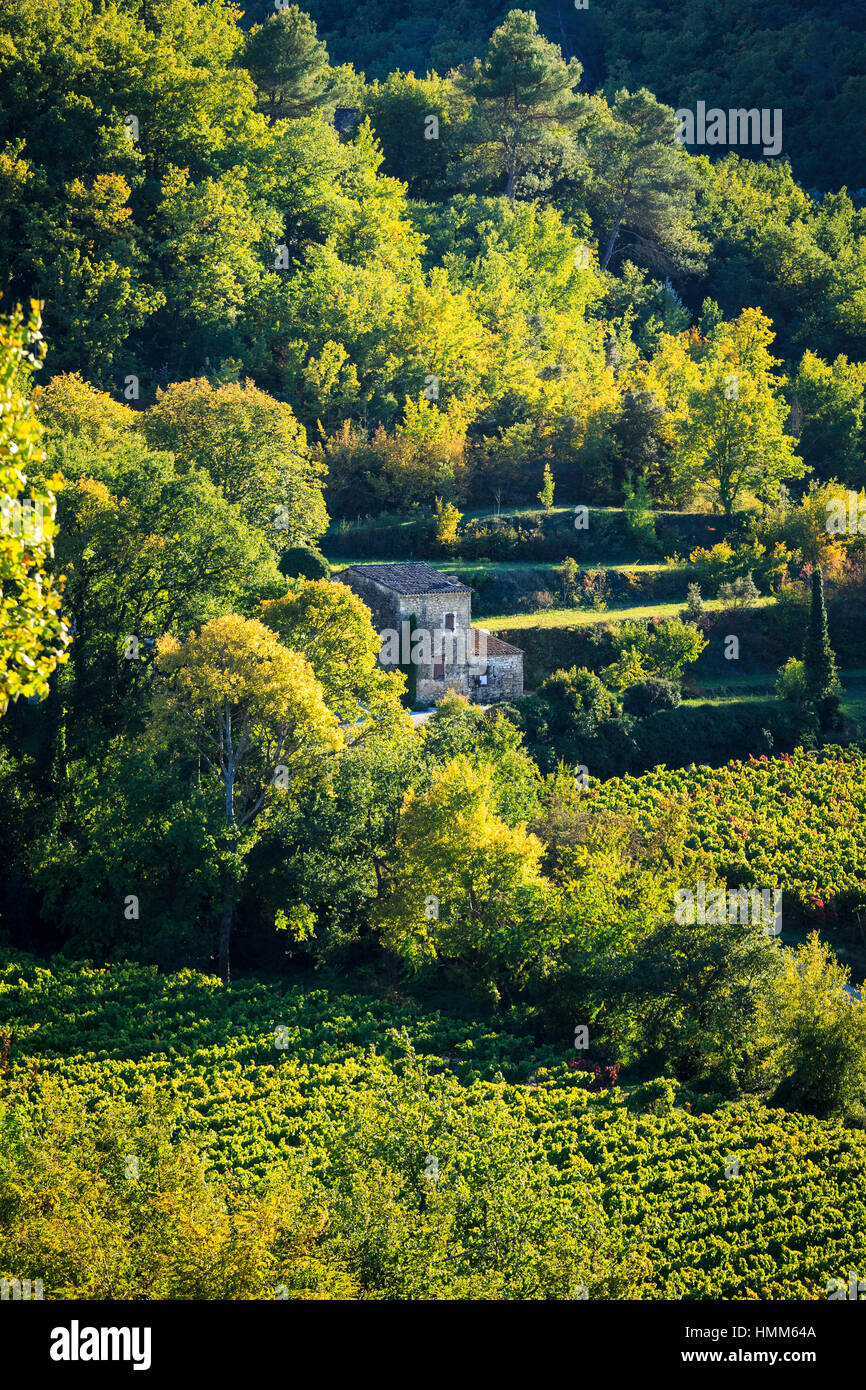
[454,10,585,203]
[244,7,342,121]
[802,568,841,731]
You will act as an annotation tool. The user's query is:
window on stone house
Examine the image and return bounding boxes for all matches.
[444,612,455,631]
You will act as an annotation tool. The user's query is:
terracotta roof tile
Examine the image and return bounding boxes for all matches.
[472,629,523,657]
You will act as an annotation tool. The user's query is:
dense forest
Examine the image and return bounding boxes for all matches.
[2,0,866,1312]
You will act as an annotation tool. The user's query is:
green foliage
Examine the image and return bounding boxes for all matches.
[433,497,462,550]
[589,912,781,1085]
[278,544,331,580]
[669,309,809,516]
[150,614,343,978]
[590,0,866,193]
[621,678,681,718]
[684,582,704,621]
[624,702,803,777]
[686,537,789,596]
[401,610,418,707]
[506,666,634,775]
[452,9,585,203]
[417,691,542,825]
[4,0,866,1307]
[589,747,866,918]
[375,755,550,985]
[143,378,328,548]
[584,87,706,276]
[717,572,760,609]
[260,577,407,726]
[0,305,70,714]
[537,461,555,511]
[792,352,866,486]
[361,71,470,199]
[0,0,863,524]
[622,470,656,545]
[244,6,354,122]
[45,430,284,743]
[776,657,809,706]
[758,934,866,1123]
[4,951,865,1299]
[0,1074,356,1299]
[604,616,707,689]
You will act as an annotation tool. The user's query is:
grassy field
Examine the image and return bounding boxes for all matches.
[683,669,866,715]
[479,596,775,631]
[330,558,672,575]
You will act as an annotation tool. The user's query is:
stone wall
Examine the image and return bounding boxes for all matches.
[484,652,523,701]
[332,571,401,631]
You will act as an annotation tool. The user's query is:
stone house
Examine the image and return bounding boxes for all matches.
[332,561,524,705]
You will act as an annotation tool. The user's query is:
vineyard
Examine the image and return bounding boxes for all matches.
[1,952,865,1300]
[586,746,866,918]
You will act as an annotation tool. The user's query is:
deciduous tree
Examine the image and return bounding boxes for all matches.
[0,305,69,716]
[151,615,342,979]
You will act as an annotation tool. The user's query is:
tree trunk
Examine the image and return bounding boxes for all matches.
[218,884,235,985]
[219,715,237,983]
[601,197,628,271]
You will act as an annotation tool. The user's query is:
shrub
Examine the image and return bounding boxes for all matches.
[689,540,786,595]
[622,471,658,548]
[434,498,462,551]
[279,544,330,580]
[560,556,580,605]
[604,617,707,690]
[717,572,760,608]
[776,657,809,704]
[504,667,635,776]
[684,582,705,621]
[623,679,682,718]
[531,589,556,611]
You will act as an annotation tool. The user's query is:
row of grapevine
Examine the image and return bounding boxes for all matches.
[2,953,864,1299]
[586,746,866,916]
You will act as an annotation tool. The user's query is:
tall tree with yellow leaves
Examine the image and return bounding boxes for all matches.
[0,304,69,716]
[151,615,342,979]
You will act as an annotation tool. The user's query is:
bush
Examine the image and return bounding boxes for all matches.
[717,572,760,608]
[622,679,682,717]
[684,582,705,621]
[776,657,809,704]
[531,589,556,611]
[279,545,331,580]
[604,617,707,690]
[504,667,635,776]
[629,1078,678,1116]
